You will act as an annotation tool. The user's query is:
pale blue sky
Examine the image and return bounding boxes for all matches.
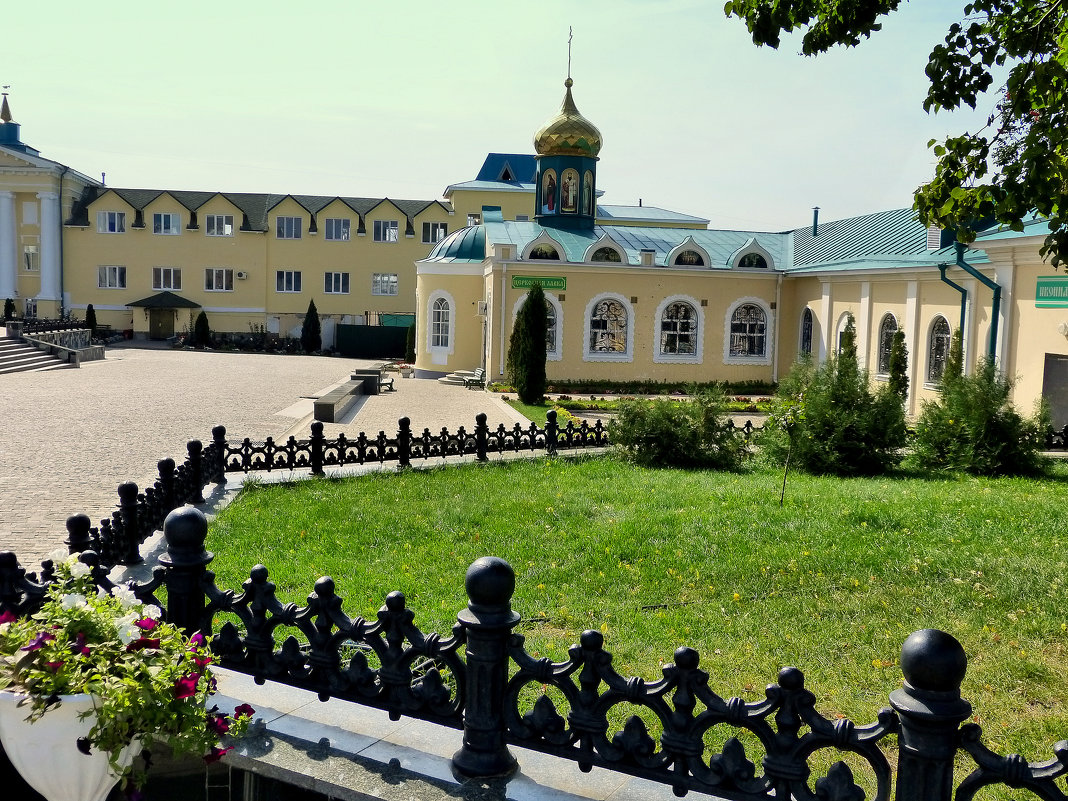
[5,1,996,231]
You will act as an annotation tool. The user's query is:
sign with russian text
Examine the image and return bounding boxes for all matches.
[1036,277,1068,308]
[512,275,566,291]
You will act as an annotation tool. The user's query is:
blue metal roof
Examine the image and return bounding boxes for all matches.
[475,154,538,183]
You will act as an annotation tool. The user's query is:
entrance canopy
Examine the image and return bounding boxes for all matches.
[126,291,201,309]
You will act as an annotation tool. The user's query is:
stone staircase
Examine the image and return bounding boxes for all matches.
[0,336,75,374]
[437,369,478,387]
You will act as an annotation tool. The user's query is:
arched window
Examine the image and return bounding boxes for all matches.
[877,314,898,374]
[589,298,628,353]
[660,301,698,356]
[431,297,450,348]
[674,250,704,266]
[529,245,559,260]
[545,303,557,354]
[739,253,768,269]
[799,308,814,356]
[730,304,766,357]
[591,246,621,263]
[927,316,952,383]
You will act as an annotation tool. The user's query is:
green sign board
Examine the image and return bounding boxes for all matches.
[1036,277,1068,308]
[512,275,566,291]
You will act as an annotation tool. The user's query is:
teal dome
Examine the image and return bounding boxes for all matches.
[427,225,486,262]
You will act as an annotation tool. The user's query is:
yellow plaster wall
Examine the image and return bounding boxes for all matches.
[448,189,533,223]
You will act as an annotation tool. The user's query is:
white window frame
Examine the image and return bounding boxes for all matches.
[372,273,399,296]
[583,293,634,363]
[373,220,399,243]
[427,289,455,363]
[24,298,37,319]
[276,216,302,239]
[153,212,181,235]
[325,218,351,242]
[97,265,126,289]
[204,268,234,292]
[653,295,703,364]
[467,213,481,226]
[23,245,39,272]
[96,211,126,234]
[512,292,563,362]
[276,270,302,293]
[724,297,773,365]
[325,272,350,294]
[152,267,182,291]
[206,214,234,236]
[422,221,448,244]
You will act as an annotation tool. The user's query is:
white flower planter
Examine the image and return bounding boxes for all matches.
[0,692,137,801]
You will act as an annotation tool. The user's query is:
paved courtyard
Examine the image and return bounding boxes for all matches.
[0,346,526,568]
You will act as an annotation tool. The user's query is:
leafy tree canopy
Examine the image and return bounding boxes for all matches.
[724,0,1068,265]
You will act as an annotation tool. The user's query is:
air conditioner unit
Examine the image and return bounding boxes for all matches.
[476,301,488,315]
[236,271,248,280]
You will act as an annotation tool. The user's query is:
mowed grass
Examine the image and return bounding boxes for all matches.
[206,457,1068,764]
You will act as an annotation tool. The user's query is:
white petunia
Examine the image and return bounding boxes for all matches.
[141,605,161,620]
[47,548,69,565]
[111,585,138,608]
[114,612,140,645]
[69,561,91,579]
[60,593,87,610]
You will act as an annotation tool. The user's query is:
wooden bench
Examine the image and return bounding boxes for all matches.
[463,368,486,389]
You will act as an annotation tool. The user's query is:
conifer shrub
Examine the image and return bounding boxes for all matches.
[609,388,746,469]
[193,311,211,348]
[912,330,1048,475]
[301,300,322,353]
[761,316,907,476]
[2,298,14,321]
[85,303,97,336]
[405,322,416,363]
[506,283,547,404]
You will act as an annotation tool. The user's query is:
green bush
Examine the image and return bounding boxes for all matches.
[405,322,416,363]
[761,316,907,476]
[911,343,1049,476]
[85,303,97,336]
[608,388,746,469]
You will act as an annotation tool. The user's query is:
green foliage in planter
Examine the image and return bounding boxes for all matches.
[911,346,1049,476]
[608,388,746,469]
[761,316,907,476]
[301,299,321,353]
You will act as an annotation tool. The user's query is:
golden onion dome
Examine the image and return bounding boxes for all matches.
[533,78,602,159]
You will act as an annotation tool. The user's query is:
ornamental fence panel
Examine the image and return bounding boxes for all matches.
[1,521,1066,801]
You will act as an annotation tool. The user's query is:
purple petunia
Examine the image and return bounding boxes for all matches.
[203,745,233,764]
[172,673,200,699]
[233,703,255,719]
[21,631,55,651]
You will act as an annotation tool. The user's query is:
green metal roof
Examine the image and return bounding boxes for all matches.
[426,225,487,262]
[126,291,201,309]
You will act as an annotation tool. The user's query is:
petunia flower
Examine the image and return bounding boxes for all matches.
[0,610,16,624]
[68,561,91,579]
[233,703,255,719]
[72,632,91,656]
[21,631,55,651]
[60,593,87,610]
[45,661,65,672]
[173,673,201,699]
[203,745,233,765]
[126,638,161,652]
[205,714,230,736]
[189,632,206,647]
[111,585,138,609]
[135,618,158,631]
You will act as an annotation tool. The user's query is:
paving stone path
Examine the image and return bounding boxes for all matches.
[0,346,526,569]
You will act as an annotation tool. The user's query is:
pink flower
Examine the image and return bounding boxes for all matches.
[45,661,65,672]
[135,618,158,631]
[203,745,232,764]
[21,631,55,651]
[126,638,161,652]
[189,632,206,647]
[0,610,16,624]
[233,703,255,719]
[205,714,230,736]
[72,632,91,656]
[173,673,200,699]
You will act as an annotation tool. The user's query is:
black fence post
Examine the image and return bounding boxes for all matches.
[64,514,92,554]
[889,629,971,801]
[157,506,214,637]
[475,413,489,462]
[187,440,205,503]
[310,421,325,476]
[158,458,176,512]
[452,556,520,780]
[398,417,412,468]
[117,482,143,566]
[545,409,559,457]
[211,425,227,482]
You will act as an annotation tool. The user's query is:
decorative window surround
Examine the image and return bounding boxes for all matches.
[653,295,703,364]
[724,297,773,365]
[427,289,455,364]
[877,313,899,375]
[583,293,633,363]
[729,238,776,270]
[522,231,566,261]
[667,237,711,268]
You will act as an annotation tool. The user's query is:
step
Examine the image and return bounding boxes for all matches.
[0,352,56,369]
[437,376,467,386]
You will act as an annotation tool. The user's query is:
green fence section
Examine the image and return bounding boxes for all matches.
[336,324,407,359]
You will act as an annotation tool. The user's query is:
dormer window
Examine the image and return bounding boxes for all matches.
[96,211,126,234]
[675,250,704,266]
[592,247,621,263]
[153,213,181,235]
[739,253,768,269]
[529,245,560,260]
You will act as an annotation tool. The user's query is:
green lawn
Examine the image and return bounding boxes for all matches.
[206,457,1068,771]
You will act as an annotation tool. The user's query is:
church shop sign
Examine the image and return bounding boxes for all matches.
[1036,276,1068,308]
[512,275,566,291]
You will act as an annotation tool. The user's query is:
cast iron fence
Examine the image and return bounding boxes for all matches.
[1,519,1066,801]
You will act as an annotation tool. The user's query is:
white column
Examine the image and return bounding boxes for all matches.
[36,192,61,301]
[857,281,871,369]
[905,280,919,415]
[819,282,831,361]
[0,191,15,300]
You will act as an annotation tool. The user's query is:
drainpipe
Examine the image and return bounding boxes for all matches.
[952,242,1000,361]
[936,263,967,335]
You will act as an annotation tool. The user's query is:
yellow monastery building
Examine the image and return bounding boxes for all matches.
[1,86,1067,426]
